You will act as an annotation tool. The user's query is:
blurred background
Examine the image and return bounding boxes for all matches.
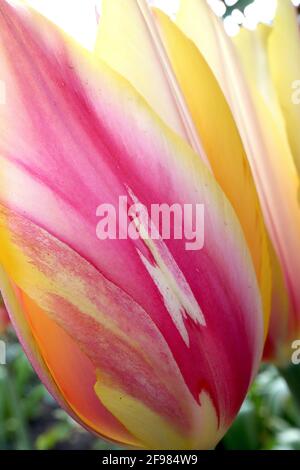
[1,0,300,451]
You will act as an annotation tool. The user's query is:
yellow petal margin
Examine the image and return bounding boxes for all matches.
[95,0,210,167]
[153,8,271,333]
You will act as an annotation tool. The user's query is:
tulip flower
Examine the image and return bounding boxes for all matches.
[0,0,271,449]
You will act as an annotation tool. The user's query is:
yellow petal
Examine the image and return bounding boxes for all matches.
[176,0,300,335]
[176,0,232,102]
[234,27,300,330]
[154,8,271,333]
[95,373,220,450]
[268,0,300,180]
[263,242,292,364]
[95,0,210,165]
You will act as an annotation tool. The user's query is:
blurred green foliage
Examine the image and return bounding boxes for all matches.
[0,332,120,450]
[222,365,300,450]
[1,331,300,450]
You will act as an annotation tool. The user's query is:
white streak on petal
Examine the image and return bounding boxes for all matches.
[127,188,206,346]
